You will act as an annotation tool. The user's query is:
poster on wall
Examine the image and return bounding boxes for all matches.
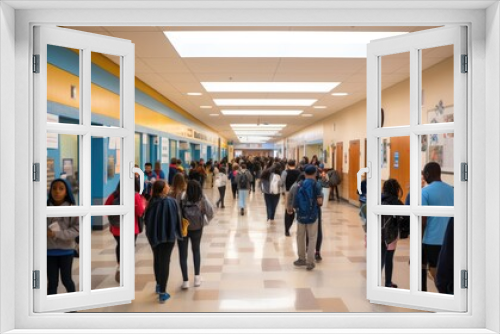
[107,155,115,179]
[62,158,74,176]
[115,150,121,174]
[47,158,55,192]
[184,152,191,163]
[427,101,454,172]
[161,138,170,163]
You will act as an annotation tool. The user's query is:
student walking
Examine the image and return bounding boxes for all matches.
[236,163,253,215]
[178,180,214,289]
[380,178,406,288]
[214,167,228,208]
[229,163,239,200]
[281,160,301,236]
[260,163,283,224]
[106,179,146,283]
[144,180,182,303]
[46,178,79,295]
[288,165,323,271]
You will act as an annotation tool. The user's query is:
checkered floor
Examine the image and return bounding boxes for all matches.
[70,186,436,312]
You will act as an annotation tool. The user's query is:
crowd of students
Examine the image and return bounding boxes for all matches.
[45,153,454,304]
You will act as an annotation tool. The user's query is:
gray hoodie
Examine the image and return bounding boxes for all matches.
[47,201,79,250]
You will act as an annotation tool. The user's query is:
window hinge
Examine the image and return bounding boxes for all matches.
[461,270,468,289]
[33,54,40,73]
[461,54,468,73]
[33,270,40,289]
[461,162,468,181]
[33,163,40,182]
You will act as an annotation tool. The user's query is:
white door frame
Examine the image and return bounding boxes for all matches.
[1,3,496,333]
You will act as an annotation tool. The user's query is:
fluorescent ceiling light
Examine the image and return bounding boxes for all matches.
[215,99,316,107]
[302,114,313,117]
[209,114,220,117]
[231,127,284,131]
[221,110,303,116]
[200,106,212,109]
[234,131,281,136]
[202,82,340,93]
[187,92,202,96]
[332,92,349,96]
[313,106,327,109]
[164,31,407,58]
[231,124,286,128]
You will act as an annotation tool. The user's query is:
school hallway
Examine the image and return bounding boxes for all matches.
[79,186,428,313]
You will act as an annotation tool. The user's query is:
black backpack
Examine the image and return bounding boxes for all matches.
[238,171,248,189]
[181,200,204,231]
[107,196,121,227]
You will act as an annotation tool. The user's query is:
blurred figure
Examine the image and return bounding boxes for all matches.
[421,162,454,291]
[154,161,165,180]
[236,163,253,216]
[46,178,79,295]
[214,167,228,209]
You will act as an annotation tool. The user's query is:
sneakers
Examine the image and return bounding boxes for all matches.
[385,282,398,288]
[155,284,161,294]
[285,231,291,237]
[158,292,170,304]
[306,262,316,271]
[240,208,245,216]
[315,253,322,262]
[194,275,202,287]
[181,281,190,289]
[293,259,307,267]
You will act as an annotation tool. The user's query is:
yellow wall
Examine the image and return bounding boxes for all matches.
[285,56,455,199]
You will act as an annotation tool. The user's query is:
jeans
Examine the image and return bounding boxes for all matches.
[284,209,295,234]
[217,186,226,207]
[178,228,203,281]
[264,193,280,220]
[47,255,76,295]
[113,234,138,264]
[238,189,248,209]
[231,183,238,199]
[152,242,175,293]
[297,221,318,265]
[307,208,323,253]
[381,242,395,287]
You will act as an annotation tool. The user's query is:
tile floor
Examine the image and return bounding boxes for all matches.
[69,186,438,313]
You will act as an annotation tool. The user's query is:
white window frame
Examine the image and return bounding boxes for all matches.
[366,26,467,312]
[32,25,136,312]
[1,2,498,333]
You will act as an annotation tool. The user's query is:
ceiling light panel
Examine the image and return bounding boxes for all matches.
[215,99,316,106]
[230,124,287,128]
[332,92,349,96]
[202,82,340,93]
[164,31,407,58]
[221,110,303,116]
[234,131,281,136]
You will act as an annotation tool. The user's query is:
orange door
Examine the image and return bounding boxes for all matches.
[349,140,360,201]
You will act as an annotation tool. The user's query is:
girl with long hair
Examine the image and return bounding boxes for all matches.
[260,163,283,224]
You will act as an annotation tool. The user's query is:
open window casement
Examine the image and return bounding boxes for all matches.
[364,26,467,312]
[33,26,136,312]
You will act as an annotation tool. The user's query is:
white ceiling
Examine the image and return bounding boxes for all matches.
[65,26,453,143]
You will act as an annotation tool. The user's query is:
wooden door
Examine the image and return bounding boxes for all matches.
[388,136,410,202]
[335,142,343,175]
[348,140,360,201]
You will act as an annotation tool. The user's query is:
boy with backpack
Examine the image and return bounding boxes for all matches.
[235,163,253,216]
[287,165,324,271]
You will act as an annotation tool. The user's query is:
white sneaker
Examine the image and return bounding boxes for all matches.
[194,275,202,287]
[181,281,189,289]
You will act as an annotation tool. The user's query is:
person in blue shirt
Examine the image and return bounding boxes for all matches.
[421,162,454,291]
[143,162,157,200]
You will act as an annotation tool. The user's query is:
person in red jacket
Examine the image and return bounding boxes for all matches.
[106,178,146,283]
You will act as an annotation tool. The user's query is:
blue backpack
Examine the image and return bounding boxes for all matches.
[294,179,320,224]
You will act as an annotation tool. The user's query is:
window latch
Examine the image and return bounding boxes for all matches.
[33,270,40,289]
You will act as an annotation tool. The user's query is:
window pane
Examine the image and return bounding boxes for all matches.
[419,216,454,295]
[380,52,410,127]
[47,216,81,295]
[47,133,80,205]
[92,216,121,290]
[47,45,80,124]
[420,133,455,205]
[420,45,454,125]
[91,136,122,206]
[378,215,410,291]
[380,136,410,205]
[91,52,121,127]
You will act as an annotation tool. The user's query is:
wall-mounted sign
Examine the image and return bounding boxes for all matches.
[161,137,169,163]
